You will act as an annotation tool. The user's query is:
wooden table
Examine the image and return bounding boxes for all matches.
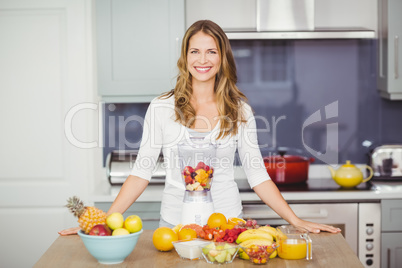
[34,230,363,267]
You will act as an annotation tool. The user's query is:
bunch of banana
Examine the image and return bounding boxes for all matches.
[237,226,279,260]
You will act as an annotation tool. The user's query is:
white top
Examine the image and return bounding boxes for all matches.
[130,95,270,225]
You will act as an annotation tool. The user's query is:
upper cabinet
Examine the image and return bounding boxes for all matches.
[378,0,402,100]
[186,0,377,40]
[96,0,185,102]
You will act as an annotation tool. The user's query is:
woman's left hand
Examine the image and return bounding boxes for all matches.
[292,219,341,234]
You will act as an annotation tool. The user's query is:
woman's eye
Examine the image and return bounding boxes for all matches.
[208,51,217,54]
[190,50,198,54]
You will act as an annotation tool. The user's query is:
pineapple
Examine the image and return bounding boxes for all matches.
[66,196,107,234]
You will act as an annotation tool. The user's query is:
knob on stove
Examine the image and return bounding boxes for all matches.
[366,227,374,235]
[366,243,374,251]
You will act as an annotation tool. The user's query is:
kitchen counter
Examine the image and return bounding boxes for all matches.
[34,230,363,267]
[92,178,402,203]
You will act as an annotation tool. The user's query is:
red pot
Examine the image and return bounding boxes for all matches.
[263,154,315,184]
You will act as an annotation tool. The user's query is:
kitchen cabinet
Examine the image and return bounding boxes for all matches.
[377,0,402,100]
[381,199,402,268]
[96,0,185,102]
[96,201,161,230]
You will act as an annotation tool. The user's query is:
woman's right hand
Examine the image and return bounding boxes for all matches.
[58,227,80,236]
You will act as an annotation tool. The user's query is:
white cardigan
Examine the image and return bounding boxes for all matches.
[130,95,270,225]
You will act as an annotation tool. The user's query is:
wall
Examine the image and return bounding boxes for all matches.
[103,39,402,166]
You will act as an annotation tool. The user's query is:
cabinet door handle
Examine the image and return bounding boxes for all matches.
[243,208,328,219]
[176,37,180,60]
[395,35,399,79]
[387,248,391,268]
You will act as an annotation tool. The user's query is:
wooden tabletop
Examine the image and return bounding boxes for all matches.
[34,230,363,268]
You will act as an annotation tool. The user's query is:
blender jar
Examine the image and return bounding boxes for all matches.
[178,137,216,192]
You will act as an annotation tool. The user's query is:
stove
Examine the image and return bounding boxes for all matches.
[236,178,376,192]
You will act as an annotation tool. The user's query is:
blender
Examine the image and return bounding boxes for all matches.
[178,137,216,225]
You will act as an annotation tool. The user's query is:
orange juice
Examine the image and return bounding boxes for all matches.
[278,239,308,260]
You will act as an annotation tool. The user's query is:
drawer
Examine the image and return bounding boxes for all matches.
[381,199,402,232]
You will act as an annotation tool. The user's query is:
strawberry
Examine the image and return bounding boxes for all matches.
[184,176,192,184]
[195,161,206,170]
[183,166,194,176]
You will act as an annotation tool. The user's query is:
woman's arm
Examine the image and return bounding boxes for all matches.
[253,180,341,234]
[107,175,149,215]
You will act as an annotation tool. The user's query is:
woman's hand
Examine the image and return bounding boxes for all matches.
[292,218,341,234]
[58,227,80,236]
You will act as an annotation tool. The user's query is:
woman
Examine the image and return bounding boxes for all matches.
[60,20,340,235]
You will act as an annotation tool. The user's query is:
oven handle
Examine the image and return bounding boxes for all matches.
[244,208,329,219]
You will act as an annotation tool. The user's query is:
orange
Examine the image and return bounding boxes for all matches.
[178,228,197,241]
[207,213,227,229]
[180,223,203,237]
[152,227,178,251]
[228,217,246,225]
[220,223,235,231]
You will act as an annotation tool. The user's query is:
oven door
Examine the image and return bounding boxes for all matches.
[242,202,358,253]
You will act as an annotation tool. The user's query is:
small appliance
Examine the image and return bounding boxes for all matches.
[177,137,216,225]
[370,145,402,181]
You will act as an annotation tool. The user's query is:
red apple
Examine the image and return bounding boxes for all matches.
[89,224,112,236]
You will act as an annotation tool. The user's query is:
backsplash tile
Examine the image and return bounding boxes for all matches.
[103,39,402,166]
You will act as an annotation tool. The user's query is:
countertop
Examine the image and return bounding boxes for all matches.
[34,230,363,268]
[92,177,402,203]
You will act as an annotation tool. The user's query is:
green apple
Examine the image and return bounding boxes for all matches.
[208,254,216,262]
[202,243,215,255]
[224,243,236,256]
[208,249,219,257]
[112,228,130,236]
[106,212,124,230]
[123,215,142,233]
[225,252,232,262]
[215,251,227,263]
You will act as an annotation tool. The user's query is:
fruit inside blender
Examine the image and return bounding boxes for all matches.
[182,161,214,191]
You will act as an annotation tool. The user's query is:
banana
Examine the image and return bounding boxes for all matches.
[239,238,273,248]
[258,226,279,241]
[236,229,274,244]
[238,250,250,260]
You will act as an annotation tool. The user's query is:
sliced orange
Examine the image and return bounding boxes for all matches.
[172,224,183,234]
[220,223,235,231]
[228,217,246,225]
[180,223,203,237]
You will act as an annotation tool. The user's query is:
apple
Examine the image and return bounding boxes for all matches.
[89,224,112,236]
[106,212,124,230]
[112,228,130,236]
[123,215,142,233]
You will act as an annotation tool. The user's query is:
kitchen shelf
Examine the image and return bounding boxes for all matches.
[225,27,376,40]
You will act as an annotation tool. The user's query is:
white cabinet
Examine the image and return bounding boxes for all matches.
[96,0,185,102]
[0,0,97,267]
[378,0,402,100]
[381,199,402,268]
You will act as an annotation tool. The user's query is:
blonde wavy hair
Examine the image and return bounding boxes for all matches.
[161,20,248,139]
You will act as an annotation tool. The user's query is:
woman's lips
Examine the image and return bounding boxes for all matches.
[194,67,212,73]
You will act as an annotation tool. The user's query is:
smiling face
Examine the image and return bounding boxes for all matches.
[187,31,221,86]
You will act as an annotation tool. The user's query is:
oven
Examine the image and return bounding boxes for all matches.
[106,150,165,185]
[237,178,381,268]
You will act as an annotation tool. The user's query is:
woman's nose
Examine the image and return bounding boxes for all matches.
[199,53,207,64]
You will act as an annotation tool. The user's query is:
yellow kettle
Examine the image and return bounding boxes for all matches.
[328,160,374,188]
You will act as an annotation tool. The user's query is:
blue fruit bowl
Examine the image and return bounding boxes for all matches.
[78,229,143,264]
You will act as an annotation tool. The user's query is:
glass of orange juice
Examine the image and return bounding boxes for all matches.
[276,225,312,260]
